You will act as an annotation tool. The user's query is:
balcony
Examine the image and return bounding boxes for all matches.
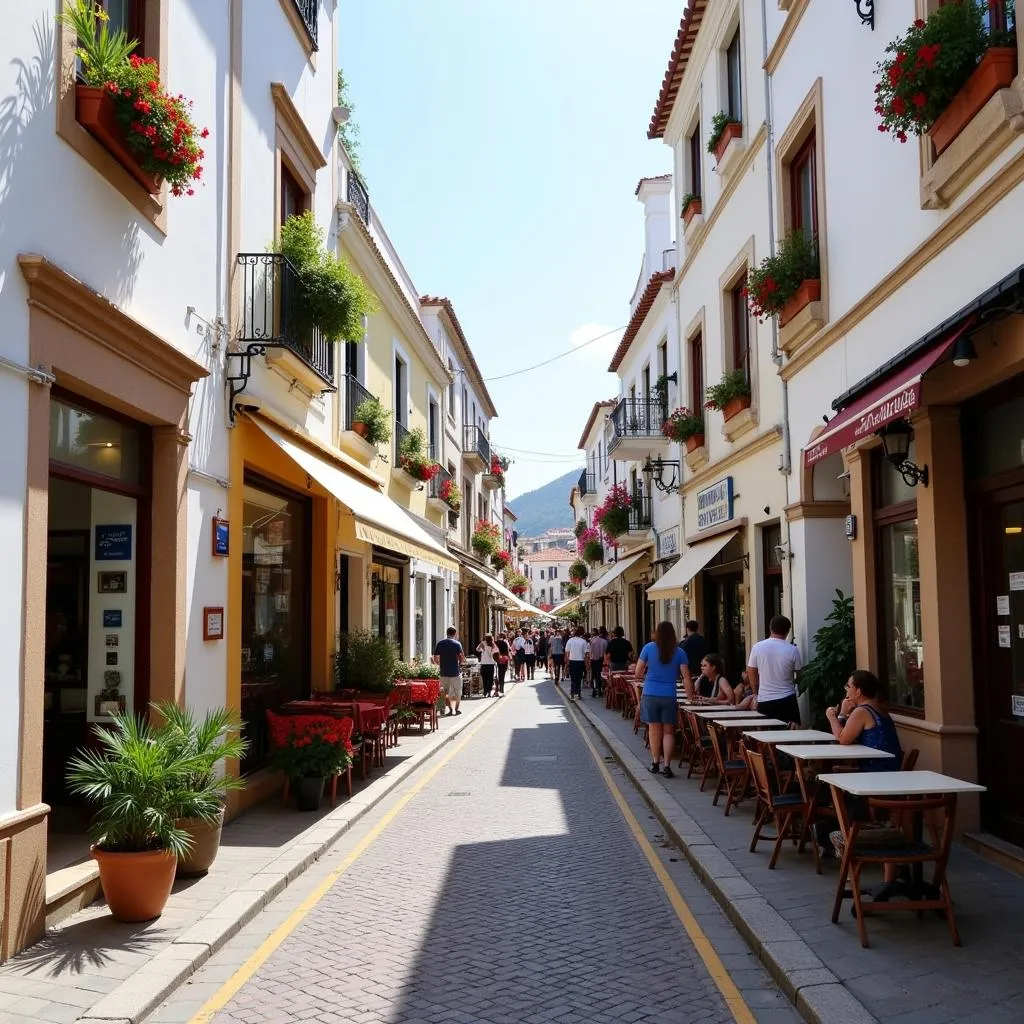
[347,171,370,227]
[428,465,457,517]
[236,253,335,391]
[289,0,318,50]
[338,374,377,461]
[578,467,597,507]
[462,424,491,473]
[392,420,422,490]
[607,392,670,462]
[618,491,653,550]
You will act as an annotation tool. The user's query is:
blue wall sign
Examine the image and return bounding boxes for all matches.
[95,525,133,561]
[103,609,123,628]
[696,477,734,532]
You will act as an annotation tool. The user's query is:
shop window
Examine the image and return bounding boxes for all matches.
[241,477,310,774]
[762,523,784,636]
[726,29,742,123]
[873,450,923,714]
[50,397,141,484]
[370,554,404,652]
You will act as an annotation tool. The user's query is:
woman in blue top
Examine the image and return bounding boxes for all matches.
[826,669,903,771]
[636,621,686,778]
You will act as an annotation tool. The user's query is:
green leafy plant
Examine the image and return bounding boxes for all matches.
[66,709,229,856]
[661,407,705,442]
[352,397,391,445]
[593,485,632,538]
[680,191,701,214]
[745,230,820,321]
[59,0,136,82]
[334,630,398,692]
[398,426,440,481]
[439,477,461,512]
[336,69,362,173]
[573,520,587,538]
[271,719,353,779]
[568,559,589,584]
[279,212,378,344]
[874,1,1015,142]
[704,368,751,411]
[565,582,582,597]
[798,591,856,728]
[505,569,529,596]
[707,110,741,154]
[471,520,501,557]
[394,661,441,680]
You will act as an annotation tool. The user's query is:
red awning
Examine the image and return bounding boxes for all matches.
[803,320,974,467]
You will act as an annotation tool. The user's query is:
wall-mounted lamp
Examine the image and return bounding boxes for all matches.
[879,420,928,487]
[951,333,978,367]
[854,0,874,29]
[642,455,681,494]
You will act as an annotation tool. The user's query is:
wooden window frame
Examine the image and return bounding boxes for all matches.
[689,331,705,412]
[688,122,703,199]
[271,83,326,234]
[790,130,817,238]
[726,29,742,123]
[730,281,750,383]
[280,162,308,228]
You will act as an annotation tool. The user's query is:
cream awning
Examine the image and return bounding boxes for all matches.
[550,596,580,616]
[463,563,551,617]
[645,530,738,600]
[579,551,648,599]
[252,419,459,572]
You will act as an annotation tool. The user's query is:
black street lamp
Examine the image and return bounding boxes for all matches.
[878,420,928,488]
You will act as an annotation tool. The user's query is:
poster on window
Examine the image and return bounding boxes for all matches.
[998,625,1012,648]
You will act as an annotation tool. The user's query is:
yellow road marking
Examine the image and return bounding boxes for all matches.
[560,691,757,1024]
[187,705,501,1024]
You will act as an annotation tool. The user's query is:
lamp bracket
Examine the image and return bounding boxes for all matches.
[894,460,928,488]
[854,0,874,29]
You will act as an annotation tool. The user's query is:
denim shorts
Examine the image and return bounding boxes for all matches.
[642,694,678,725]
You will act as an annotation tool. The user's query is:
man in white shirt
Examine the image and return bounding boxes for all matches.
[513,630,528,681]
[746,615,802,725]
[564,627,590,701]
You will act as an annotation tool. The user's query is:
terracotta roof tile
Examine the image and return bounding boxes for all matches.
[577,399,617,450]
[607,270,674,372]
[648,0,709,140]
[523,548,576,562]
[634,173,673,196]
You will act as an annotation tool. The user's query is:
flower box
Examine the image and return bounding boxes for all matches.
[778,279,821,327]
[713,121,743,164]
[685,433,705,453]
[929,48,1018,156]
[682,196,702,225]
[722,395,752,422]
[76,85,162,195]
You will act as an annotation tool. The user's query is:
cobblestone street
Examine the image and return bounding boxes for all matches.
[148,678,797,1024]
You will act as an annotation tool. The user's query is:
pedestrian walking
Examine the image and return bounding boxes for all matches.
[636,621,686,778]
[548,629,565,683]
[678,620,709,699]
[477,633,497,697]
[589,626,608,698]
[565,626,589,701]
[513,629,527,681]
[495,632,510,696]
[746,614,802,725]
[523,632,536,680]
[605,625,633,673]
[535,628,548,670]
[432,626,465,716]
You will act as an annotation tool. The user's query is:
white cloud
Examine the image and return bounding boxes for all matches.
[568,322,624,366]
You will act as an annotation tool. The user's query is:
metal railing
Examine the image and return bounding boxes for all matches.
[463,424,491,466]
[394,419,412,466]
[629,491,653,532]
[578,467,596,497]
[429,465,454,504]
[347,171,370,226]
[290,0,318,49]
[236,253,334,384]
[342,374,373,432]
[608,392,668,450]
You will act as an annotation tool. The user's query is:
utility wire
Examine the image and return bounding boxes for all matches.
[476,325,626,383]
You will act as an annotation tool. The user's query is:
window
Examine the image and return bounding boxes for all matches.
[689,122,703,198]
[730,283,750,381]
[642,365,651,397]
[370,558,404,652]
[394,355,406,426]
[552,567,558,580]
[726,30,742,123]
[280,164,306,227]
[658,341,668,383]
[540,569,545,580]
[102,0,145,52]
[428,398,439,460]
[461,386,468,427]
[790,132,817,241]
[689,331,705,411]
[761,523,783,636]
[983,0,1013,33]
[447,361,456,419]
[873,448,923,713]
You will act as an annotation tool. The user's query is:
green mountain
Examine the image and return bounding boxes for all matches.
[506,469,581,538]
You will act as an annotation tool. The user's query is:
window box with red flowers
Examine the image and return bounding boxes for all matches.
[577,526,604,564]
[593,484,632,539]
[875,2,1018,156]
[439,477,461,514]
[707,111,744,178]
[505,570,529,597]
[471,520,501,558]
[395,426,440,487]
[491,549,511,572]
[60,2,207,198]
[745,230,822,353]
[482,455,507,491]
[662,407,706,452]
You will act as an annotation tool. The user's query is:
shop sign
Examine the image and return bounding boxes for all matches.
[95,524,132,561]
[658,528,679,559]
[696,477,734,532]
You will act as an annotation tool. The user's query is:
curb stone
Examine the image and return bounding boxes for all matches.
[567,692,878,1024]
[73,695,505,1024]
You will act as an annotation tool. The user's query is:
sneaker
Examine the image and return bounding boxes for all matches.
[662,766,674,779]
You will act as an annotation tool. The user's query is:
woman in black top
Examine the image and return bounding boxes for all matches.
[495,633,511,695]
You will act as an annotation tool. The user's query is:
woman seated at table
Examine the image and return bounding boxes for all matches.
[697,655,736,704]
[826,670,903,771]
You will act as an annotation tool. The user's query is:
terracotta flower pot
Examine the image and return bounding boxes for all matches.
[92,846,177,922]
[175,808,225,878]
[75,86,163,195]
[294,775,326,811]
[929,48,1018,156]
[722,396,752,422]
[682,197,703,225]
[685,433,705,453]
[352,420,368,437]
[778,279,821,326]
[713,121,742,164]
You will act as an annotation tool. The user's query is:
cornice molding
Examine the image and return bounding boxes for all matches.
[271,82,327,173]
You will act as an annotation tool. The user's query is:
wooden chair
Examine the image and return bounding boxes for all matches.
[682,709,715,785]
[745,747,806,869]
[620,679,639,724]
[830,792,961,947]
[708,721,749,815]
[386,683,413,746]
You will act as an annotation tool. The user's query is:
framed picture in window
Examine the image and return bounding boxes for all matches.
[212,517,230,557]
[98,571,128,594]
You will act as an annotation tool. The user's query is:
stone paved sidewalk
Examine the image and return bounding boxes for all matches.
[0,693,502,1024]
[569,686,1024,1024]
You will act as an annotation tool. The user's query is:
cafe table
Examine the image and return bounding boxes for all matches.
[693,707,765,717]
[711,717,785,729]
[745,729,834,744]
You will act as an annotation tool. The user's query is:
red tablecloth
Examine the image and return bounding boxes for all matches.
[407,679,440,703]
[282,699,387,734]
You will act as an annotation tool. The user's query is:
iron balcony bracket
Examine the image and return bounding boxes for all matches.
[855,0,874,29]
[226,342,337,422]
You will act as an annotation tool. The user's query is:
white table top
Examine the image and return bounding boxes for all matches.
[693,708,763,717]
[778,744,896,761]
[745,729,834,744]
[816,769,986,796]
[713,717,786,728]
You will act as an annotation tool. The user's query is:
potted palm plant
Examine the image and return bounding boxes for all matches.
[66,709,229,922]
[156,702,248,877]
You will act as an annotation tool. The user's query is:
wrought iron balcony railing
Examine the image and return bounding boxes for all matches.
[236,253,334,385]
[394,419,412,466]
[463,424,491,467]
[342,373,374,432]
[290,0,318,49]
[578,467,596,497]
[608,392,668,450]
[629,491,653,532]
[347,171,370,226]
[429,464,454,504]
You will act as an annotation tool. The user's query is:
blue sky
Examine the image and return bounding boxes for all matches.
[338,1,681,500]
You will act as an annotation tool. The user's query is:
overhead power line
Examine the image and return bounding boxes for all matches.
[477,325,626,383]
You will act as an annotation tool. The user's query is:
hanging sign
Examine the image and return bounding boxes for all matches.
[95,525,133,561]
[696,477,734,532]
